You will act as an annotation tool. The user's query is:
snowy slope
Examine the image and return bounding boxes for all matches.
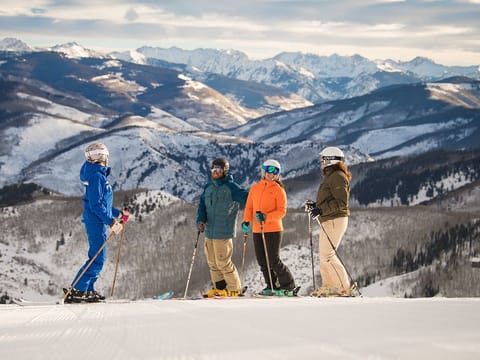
[224,78,480,160]
[1,297,480,360]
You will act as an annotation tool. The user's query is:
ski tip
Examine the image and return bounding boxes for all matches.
[153,291,174,300]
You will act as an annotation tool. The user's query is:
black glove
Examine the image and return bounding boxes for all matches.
[309,207,322,220]
[304,200,316,212]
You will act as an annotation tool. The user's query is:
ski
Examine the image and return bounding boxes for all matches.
[153,291,175,300]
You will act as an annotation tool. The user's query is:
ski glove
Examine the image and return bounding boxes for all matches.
[242,221,250,233]
[309,207,322,220]
[304,200,316,212]
[255,211,266,223]
[110,219,124,235]
[120,208,130,223]
[197,221,205,233]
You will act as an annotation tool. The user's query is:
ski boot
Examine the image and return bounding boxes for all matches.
[63,287,89,303]
[274,286,301,297]
[225,286,248,297]
[203,288,227,298]
[87,290,106,302]
[311,286,353,297]
[258,287,275,296]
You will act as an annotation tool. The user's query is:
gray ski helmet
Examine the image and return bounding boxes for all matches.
[211,158,229,175]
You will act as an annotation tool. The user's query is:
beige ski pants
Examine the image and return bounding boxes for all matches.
[204,237,241,291]
[319,216,350,291]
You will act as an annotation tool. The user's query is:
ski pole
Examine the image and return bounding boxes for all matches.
[64,226,121,301]
[308,215,316,290]
[257,211,274,292]
[183,230,201,299]
[316,218,362,297]
[241,232,248,286]
[110,224,126,297]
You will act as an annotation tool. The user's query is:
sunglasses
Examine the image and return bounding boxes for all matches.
[262,165,280,175]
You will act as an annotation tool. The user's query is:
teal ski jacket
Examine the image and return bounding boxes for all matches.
[196,174,248,239]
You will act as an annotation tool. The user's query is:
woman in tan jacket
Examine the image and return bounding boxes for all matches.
[306,147,352,297]
[242,159,296,295]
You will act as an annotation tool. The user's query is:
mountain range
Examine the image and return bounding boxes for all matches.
[1,37,479,206]
[120,45,480,104]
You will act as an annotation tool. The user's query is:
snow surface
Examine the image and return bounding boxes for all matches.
[1,297,479,360]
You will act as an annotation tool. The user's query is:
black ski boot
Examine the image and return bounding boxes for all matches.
[63,287,89,303]
[87,291,106,302]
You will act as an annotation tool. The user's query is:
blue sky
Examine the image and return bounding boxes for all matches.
[1,0,480,65]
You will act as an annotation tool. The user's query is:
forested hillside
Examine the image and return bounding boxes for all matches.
[1,184,479,302]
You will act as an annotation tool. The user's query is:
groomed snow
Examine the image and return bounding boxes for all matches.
[1,297,479,360]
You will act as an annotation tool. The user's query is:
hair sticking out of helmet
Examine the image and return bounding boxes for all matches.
[319,146,344,167]
[211,158,229,175]
[85,143,109,165]
[261,159,281,177]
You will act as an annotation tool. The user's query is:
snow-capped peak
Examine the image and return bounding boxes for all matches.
[49,42,104,59]
[0,37,33,52]
[110,50,146,64]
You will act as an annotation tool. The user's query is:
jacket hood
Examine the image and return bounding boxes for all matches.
[80,161,111,182]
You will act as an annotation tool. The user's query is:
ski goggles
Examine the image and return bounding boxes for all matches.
[262,165,280,175]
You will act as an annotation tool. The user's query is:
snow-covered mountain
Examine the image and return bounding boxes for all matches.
[133,46,480,103]
[4,37,480,113]
[1,46,479,204]
[0,37,33,52]
[0,49,353,200]
[224,77,480,159]
[49,42,106,59]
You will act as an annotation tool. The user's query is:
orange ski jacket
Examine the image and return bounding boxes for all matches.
[243,179,287,233]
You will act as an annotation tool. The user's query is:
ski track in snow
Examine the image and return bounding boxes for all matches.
[1,297,480,360]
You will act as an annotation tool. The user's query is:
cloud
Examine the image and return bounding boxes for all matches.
[0,0,479,65]
[125,7,139,22]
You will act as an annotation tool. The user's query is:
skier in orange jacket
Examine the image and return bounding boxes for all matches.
[242,159,296,295]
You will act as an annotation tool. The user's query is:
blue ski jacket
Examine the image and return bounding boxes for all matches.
[196,174,248,239]
[80,161,120,225]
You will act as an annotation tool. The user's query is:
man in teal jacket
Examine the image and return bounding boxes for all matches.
[196,158,248,297]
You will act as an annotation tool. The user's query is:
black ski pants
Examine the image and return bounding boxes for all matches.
[252,231,295,290]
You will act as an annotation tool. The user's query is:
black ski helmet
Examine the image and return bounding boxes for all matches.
[211,158,229,175]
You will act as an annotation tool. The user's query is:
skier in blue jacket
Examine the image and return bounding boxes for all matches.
[65,143,127,303]
[196,158,248,297]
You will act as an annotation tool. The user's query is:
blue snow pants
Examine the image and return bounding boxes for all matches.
[72,222,108,292]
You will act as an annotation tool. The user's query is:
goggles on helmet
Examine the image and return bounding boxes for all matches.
[262,165,280,175]
[321,155,343,162]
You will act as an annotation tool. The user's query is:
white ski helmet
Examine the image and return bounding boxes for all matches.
[85,143,109,164]
[261,159,281,176]
[319,146,344,167]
